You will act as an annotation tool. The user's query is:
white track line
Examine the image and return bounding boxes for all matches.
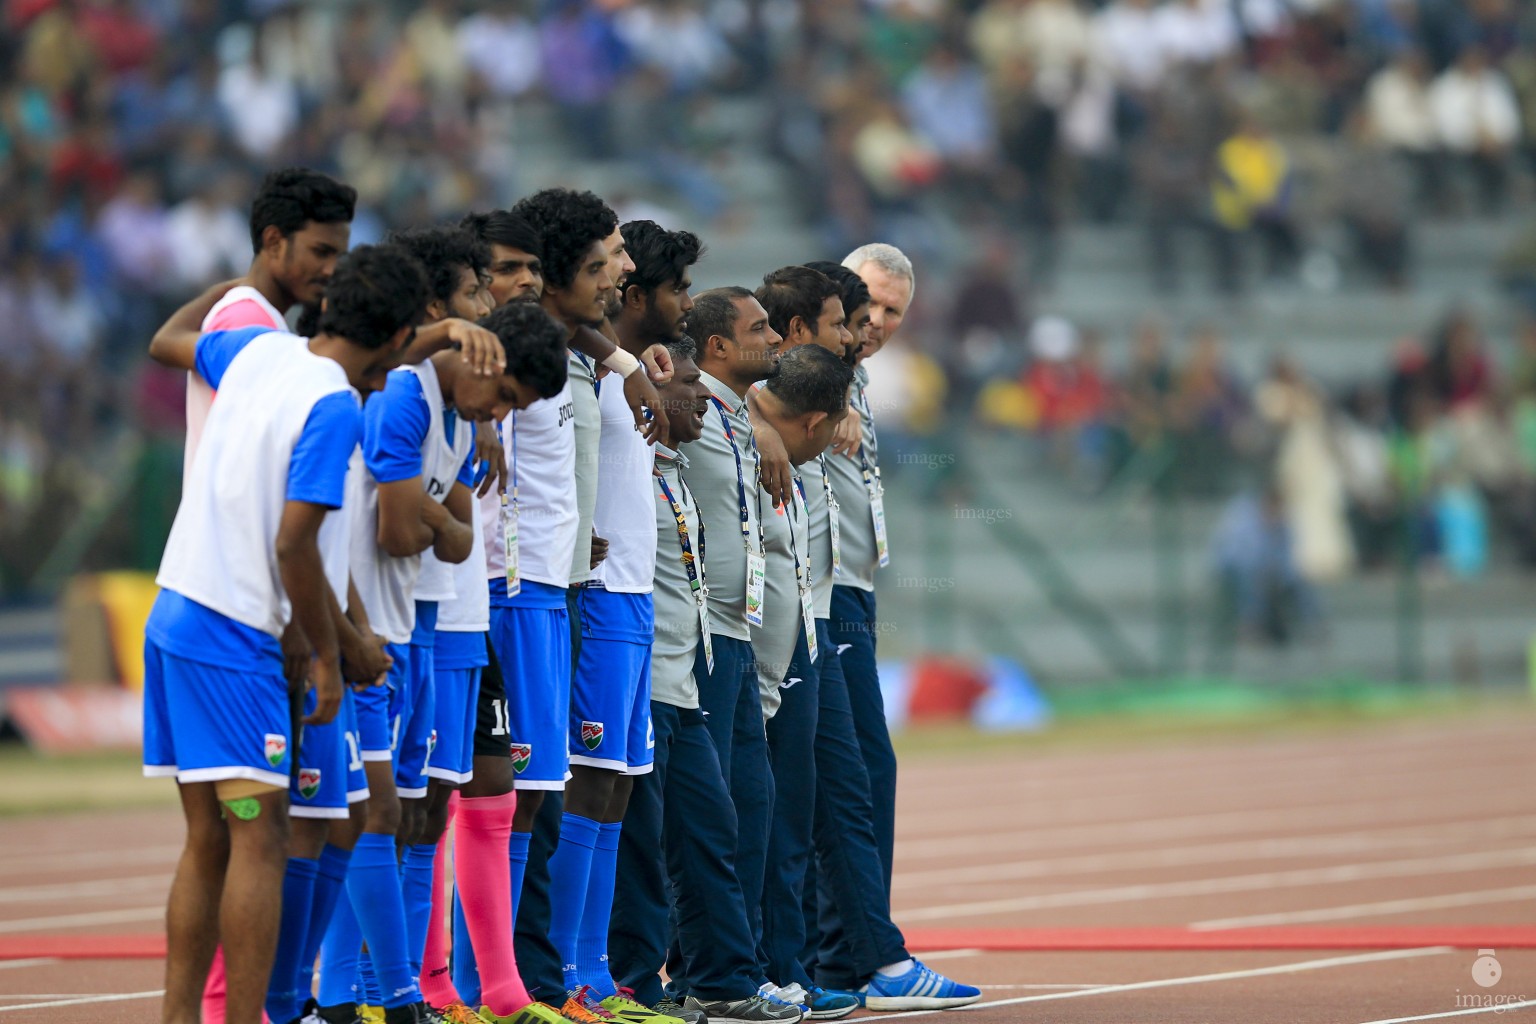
[0,990,162,1013]
[0,846,181,874]
[900,847,1536,921]
[1355,999,1536,1023]
[0,906,163,934]
[0,961,54,972]
[892,947,1454,1019]
[1192,883,1536,930]
[898,815,1536,888]
[911,949,982,961]
[896,794,1533,861]
[0,875,167,905]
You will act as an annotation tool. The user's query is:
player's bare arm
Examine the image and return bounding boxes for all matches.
[474,421,507,498]
[147,277,242,370]
[276,499,343,726]
[375,477,442,558]
[572,323,669,443]
[747,390,795,509]
[424,481,475,564]
[399,317,504,377]
[333,576,390,686]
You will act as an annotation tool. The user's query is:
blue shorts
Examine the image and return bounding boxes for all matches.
[354,643,408,761]
[142,636,291,790]
[427,662,481,785]
[291,687,368,818]
[394,639,436,799]
[570,589,655,775]
[489,580,571,791]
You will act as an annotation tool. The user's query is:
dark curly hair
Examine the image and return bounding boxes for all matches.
[460,209,543,257]
[316,244,431,350]
[480,302,570,399]
[756,265,840,341]
[621,220,704,296]
[763,343,853,417]
[804,260,872,319]
[385,225,491,307]
[249,167,357,254]
[510,188,617,291]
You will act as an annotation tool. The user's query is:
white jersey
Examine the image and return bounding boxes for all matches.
[590,371,657,593]
[482,378,577,588]
[438,495,490,632]
[158,331,358,638]
[186,286,285,479]
[349,360,475,643]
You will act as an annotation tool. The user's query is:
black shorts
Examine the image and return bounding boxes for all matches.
[473,632,512,758]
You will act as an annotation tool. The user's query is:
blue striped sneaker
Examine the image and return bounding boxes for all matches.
[862,961,982,1011]
[756,983,808,1020]
[801,986,859,1020]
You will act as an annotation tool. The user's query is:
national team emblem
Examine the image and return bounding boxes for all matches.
[509,743,532,774]
[264,734,288,767]
[581,721,605,751]
[427,729,438,756]
[298,768,321,799]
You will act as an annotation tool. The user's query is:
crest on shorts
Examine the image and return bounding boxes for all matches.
[298,768,321,799]
[580,721,604,751]
[509,743,532,773]
[427,729,438,757]
[264,734,288,767]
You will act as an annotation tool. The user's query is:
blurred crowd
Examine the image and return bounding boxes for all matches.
[2,0,1536,591]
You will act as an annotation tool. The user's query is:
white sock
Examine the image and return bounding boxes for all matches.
[878,959,916,977]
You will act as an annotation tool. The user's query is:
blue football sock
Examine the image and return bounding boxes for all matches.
[508,830,532,922]
[347,832,422,1009]
[546,813,601,992]
[266,857,319,1024]
[451,885,481,1008]
[360,951,381,1007]
[317,884,363,1008]
[401,842,438,979]
[576,822,621,999]
[299,845,352,1014]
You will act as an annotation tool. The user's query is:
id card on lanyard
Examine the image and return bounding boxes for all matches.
[712,397,766,628]
[791,478,817,663]
[658,469,713,674]
[500,415,521,596]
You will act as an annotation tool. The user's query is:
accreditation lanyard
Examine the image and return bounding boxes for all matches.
[710,396,766,628]
[658,466,713,674]
[790,476,817,662]
[853,384,889,568]
[497,415,520,595]
[577,351,600,396]
[820,453,841,577]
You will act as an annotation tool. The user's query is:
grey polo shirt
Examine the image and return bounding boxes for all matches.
[650,445,704,709]
[751,455,806,719]
[568,352,601,584]
[677,371,759,642]
[825,364,883,592]
[797,453,836,620]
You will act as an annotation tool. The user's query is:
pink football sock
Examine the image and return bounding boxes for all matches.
[420,799,460,1008]
[203,947,228,1024]
[203,946,272,1024]
[455,792,532,1015]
